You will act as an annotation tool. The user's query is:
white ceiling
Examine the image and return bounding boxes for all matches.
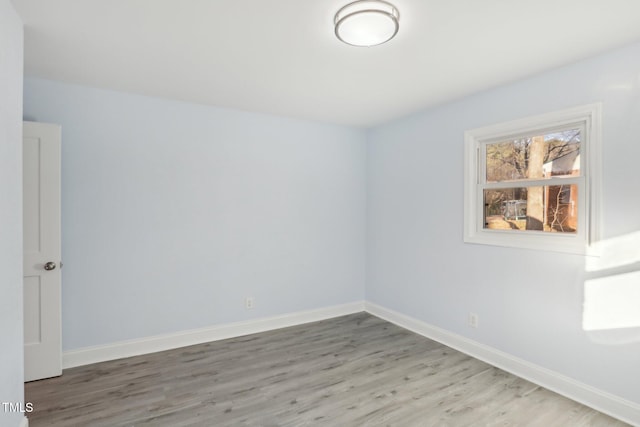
[12,0,640,127]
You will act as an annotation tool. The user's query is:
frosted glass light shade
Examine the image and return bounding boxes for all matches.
[334,0,399,47]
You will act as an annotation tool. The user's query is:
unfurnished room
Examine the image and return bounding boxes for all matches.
[1,1,640,426]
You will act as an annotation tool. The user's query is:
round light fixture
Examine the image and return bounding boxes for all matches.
[334,0,400,47]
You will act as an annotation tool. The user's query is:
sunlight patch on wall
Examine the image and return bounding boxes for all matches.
[586,231,640,272]
[583,270,640,331]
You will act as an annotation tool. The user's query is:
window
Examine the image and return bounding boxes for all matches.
[464,104,601,254]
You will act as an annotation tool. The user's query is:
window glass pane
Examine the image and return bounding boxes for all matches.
[486,129,581,183]
[483,185,578,233]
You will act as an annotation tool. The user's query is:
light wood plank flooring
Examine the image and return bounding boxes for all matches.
[25,313,628,426]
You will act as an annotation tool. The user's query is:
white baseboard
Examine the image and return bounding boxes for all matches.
[364,301,640,426]
[63,301,365,369]
[19,416,28,427]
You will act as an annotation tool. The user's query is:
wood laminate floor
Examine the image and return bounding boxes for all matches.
[25,313,628,426]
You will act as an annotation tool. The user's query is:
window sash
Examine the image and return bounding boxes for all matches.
[476,179,586,238]
[478,123,585,186]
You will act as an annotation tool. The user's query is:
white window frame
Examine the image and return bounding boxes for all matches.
[464,103,602,254]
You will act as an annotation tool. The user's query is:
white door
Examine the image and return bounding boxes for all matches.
[23,121,62,382]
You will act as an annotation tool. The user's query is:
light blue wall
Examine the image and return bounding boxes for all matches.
[0,1,24,426]
[23,78,367,350]
[367,41,640,403]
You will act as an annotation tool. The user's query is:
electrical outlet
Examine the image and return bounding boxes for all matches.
[468,312,479,328]
[245,297,254,309]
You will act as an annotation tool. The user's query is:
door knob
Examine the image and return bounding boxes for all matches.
[44,262,57,271]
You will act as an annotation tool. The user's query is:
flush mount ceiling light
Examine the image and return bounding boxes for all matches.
[334,0,400,47]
